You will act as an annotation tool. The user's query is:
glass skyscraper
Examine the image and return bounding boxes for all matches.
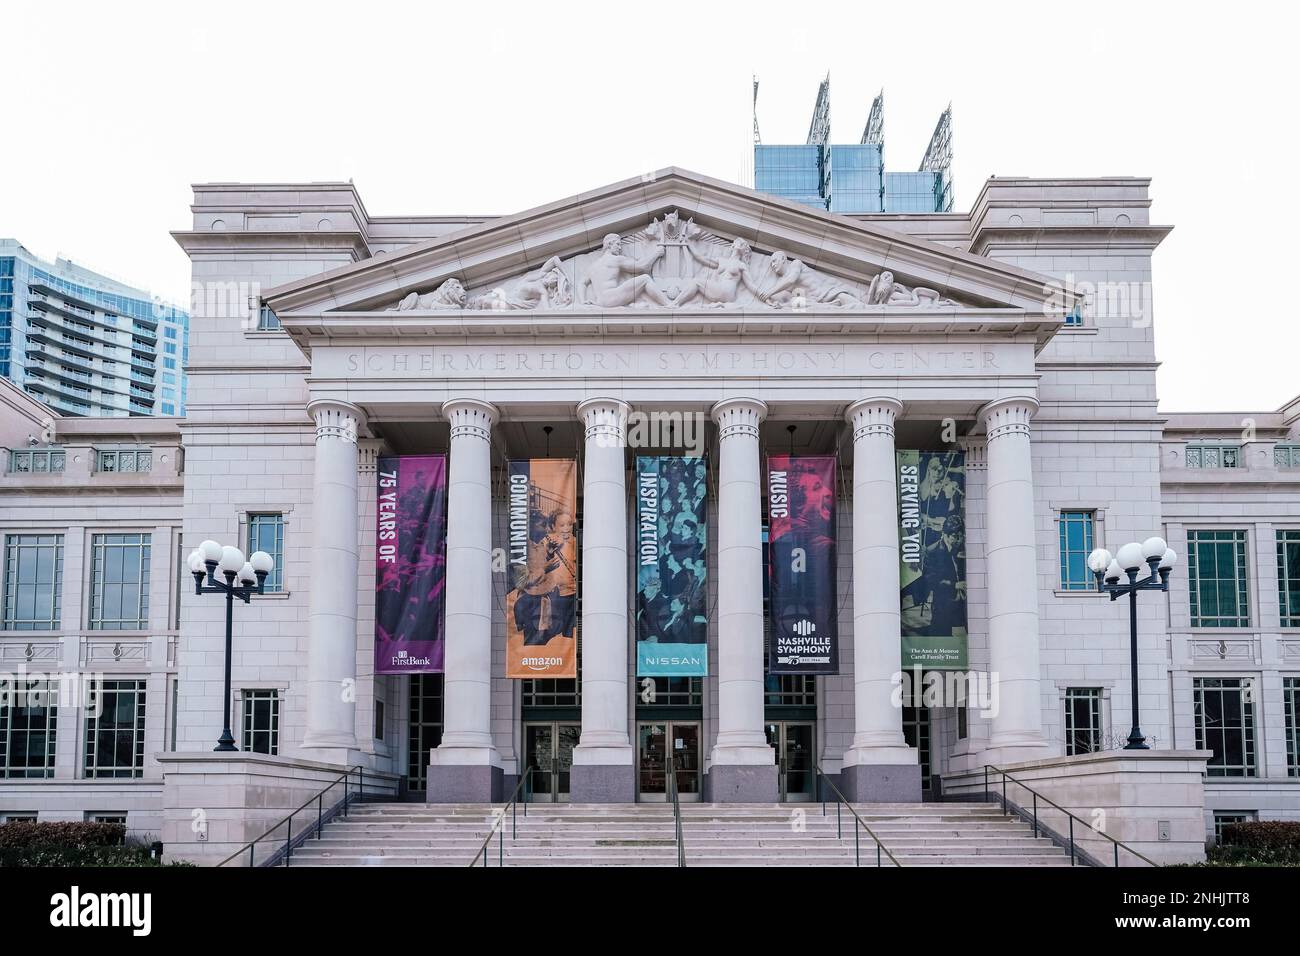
[752,82,953,215]
[0,239,189,417]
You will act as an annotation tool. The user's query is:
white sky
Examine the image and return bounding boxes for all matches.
[2,0,1295,412]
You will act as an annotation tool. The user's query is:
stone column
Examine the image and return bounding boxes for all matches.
[428,398,502,801]
[570,398,636,801]
[709,398,778,802]
[979,397,1051,764]
[840,397,921,801]
[302,399,365,759]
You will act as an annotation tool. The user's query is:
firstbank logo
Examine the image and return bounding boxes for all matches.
[50,886,151,936]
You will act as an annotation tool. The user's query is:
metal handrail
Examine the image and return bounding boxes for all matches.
[667,756,686,867]
[469,766,534,867]
[217,764,366,867]
[813,766,902,867]
[983,764,1158,867]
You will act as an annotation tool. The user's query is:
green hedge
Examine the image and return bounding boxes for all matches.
[1221,820,1300,851]
[0,821,193,867]
[0,821,125,850]
[0,846,167,867]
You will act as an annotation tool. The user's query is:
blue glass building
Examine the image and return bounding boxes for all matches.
[0,239,189,417]
[752,82,953,215]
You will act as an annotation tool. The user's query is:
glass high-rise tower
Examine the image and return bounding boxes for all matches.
[0,239,189,417]
[753,82,953,214]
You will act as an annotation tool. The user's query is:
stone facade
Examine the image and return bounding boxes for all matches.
[1,169,1296,851]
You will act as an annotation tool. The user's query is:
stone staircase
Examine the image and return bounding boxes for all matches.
[289,801,1078,867]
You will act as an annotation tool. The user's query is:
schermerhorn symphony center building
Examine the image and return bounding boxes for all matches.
[1,163,1298,866]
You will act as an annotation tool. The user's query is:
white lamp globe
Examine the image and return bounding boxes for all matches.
[1116,542,1145,573]
[187,549,204,574]
[238,562,257,586]
[1105,559,1123,581]
[1142,536,1168,561]
[1087,548,1113,575]
[249,551,275,575]
[218,546,246,575]
[200,539,223,564]
[1159,548,1178,571]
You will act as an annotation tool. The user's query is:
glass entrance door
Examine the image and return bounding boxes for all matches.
[524,721,579,802]
[636,721,701,802]
[765,721,816,802]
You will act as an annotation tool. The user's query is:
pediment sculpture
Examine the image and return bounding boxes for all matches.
[389,210,954,312]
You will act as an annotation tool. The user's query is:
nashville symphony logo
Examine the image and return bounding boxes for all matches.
[792,619,816,637]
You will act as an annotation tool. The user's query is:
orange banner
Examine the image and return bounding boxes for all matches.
[505,459,579,678]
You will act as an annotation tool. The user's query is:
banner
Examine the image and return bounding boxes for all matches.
[635,456,709,676]
[897,450,968,669]
[374,455,447,674]
[766,455,839,674]
[505,459,579,678]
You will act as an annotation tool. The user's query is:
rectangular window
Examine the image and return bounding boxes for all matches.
[1193,677,1256,777]
[0,679,57,778]
[3,534,63,630]
[1064,688,1103,755]
[1057,510,1096,590]
[1213,810,1256,844]
[84,679,147,778]
[258,307,281,331]
[89,533,151,630]
[1185,444,1240,469]
[241,689,279,755]
[0,813,38,823]
[1285,678,1299,778]
[87,813,127,826]
[1275,445,1300,469]
[374,699,385,742]
[247,514,284,591]
[1187,530,1250,627]
[1278,531,1300,628]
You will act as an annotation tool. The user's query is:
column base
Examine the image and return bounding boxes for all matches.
[978,742,1056,770]
[569,764,637,803]
[708,764,778,803]
[840,764,923,802]
[426,763,502,803]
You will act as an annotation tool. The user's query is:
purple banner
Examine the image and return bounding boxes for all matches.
[375,455,447,674]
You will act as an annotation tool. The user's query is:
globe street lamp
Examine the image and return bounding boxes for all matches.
[1086,537,1177,750]
[188,540,275,752]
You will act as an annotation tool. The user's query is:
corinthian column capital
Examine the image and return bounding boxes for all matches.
[307,399,366,444]
[846,396,904,440]
[711,397,767,440]
[979,396,1038,443]
[442,398,498,443]
[577,397,631,447]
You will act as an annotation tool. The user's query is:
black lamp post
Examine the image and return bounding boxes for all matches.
[187,540,275,752]
[1087,538,1177,750]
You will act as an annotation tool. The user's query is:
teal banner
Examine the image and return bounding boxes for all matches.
[897,450,968,669]
[635,456,708,676]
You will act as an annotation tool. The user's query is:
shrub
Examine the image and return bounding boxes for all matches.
[1220,820,1300,851]
[0,821,125,850]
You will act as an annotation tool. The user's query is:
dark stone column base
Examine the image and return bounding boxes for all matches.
[840,764,923,802]
[569,764,637,803]
[426,763,502,803]
[709,764,779,803]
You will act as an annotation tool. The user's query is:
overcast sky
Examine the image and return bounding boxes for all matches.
[3,0,1294,412]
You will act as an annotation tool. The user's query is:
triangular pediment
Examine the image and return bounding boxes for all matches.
[263,167,1069,328]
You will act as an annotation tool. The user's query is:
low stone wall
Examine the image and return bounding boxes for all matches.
[157,752,399,866]
[941,750,1211,866]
